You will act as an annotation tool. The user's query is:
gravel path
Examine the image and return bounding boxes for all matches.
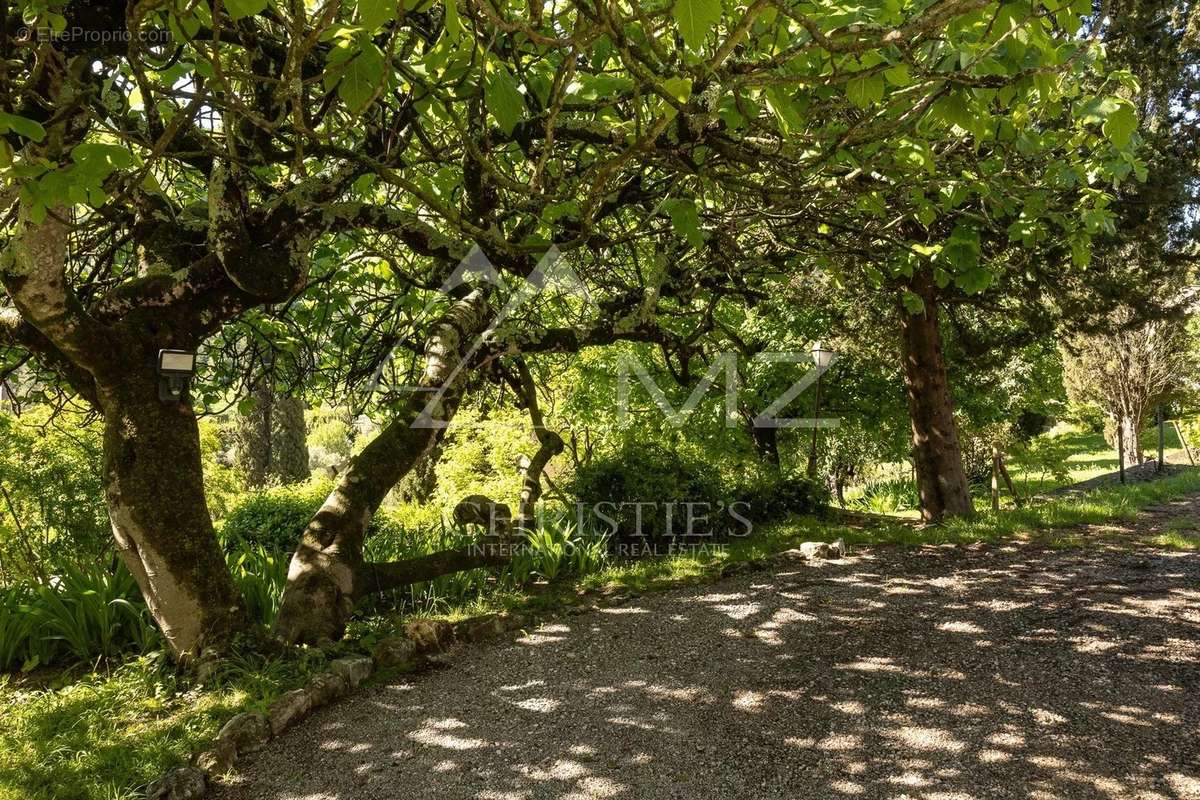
[216,499,1200,800]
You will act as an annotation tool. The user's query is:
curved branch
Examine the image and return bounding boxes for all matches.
[2,211,116,380]
[357,546,511,597]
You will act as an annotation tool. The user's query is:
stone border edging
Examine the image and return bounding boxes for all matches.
[145,610,531,800]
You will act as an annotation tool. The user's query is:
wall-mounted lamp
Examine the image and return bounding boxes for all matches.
[157,349,197,404]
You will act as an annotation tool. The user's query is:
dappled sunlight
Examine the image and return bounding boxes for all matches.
[408,717,489,750]
[215,542,1200,800]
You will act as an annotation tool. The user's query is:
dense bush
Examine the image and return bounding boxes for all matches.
[572,442,726,541]
[738,473,830,522]
[219,480,406,555]
[306,405,357,474]
[1063,400,1105,434]
[431,406,533,515]
[200,418,244,521]
[0,410,108,582]
[573,443,828,542]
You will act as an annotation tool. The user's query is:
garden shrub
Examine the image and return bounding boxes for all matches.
[200,418,244,521]
[573,444,832,545]
[572,442,726,542]
[737,472,830,522]
[0,409,108,582]
[849,477,920,515]
[0,558,158,672]
[306,405,357,474]
[221,480,408,555]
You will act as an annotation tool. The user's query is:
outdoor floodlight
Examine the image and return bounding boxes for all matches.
[157,349,196,404]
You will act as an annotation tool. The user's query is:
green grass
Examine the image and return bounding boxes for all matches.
[0,644,337,800]
[6,466,1200,800]
[986,422,1193,501]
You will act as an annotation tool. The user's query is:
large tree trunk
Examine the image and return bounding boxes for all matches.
[898,269,974,522]
[98,375,249,657]
[274,289,499,645]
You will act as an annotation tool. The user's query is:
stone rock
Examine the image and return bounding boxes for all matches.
[792,539,849,560]
[502,613,529,632]
[305,672,350,707]
[215,711,270,755]
[267,688,313,736]
[193,648,224,685]
[196,739,237,777]
[146,766,207,800]
[330,656,374,689]
[799,541,832,559]
[453,614,506,642]
[372,636,421,669]
[404,619,455,651]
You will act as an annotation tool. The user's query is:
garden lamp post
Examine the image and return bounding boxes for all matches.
[806,341,836,478]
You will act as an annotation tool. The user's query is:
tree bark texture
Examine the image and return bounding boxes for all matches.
[99,373,249,657]
[274,288,498,644]
[898,268,974,522]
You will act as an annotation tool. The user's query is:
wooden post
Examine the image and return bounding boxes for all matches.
[998,455,1022,507]
[1172,420,1196,466]
[1117,418,1126,484]
[1157,405,1165,472]
[991,445,1000,512]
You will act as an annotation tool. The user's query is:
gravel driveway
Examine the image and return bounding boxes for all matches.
[215,501,1200,800]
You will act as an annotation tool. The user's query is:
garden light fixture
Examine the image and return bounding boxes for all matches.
[157,349,196,404]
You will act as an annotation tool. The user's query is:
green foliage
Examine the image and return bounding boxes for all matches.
[738,473,830,522]
[849,478,920,515]
[220,480,405,555]
[226,546,288,627]
[199,418,243,522]
[509,516,611,583]
[572,441,725,540]
[1007,436,1076,493]
[0,410,107,582]
[306,405,356,471]
[672,0,723,51]
[1064,400,1105,433]
[0,559,158,673]
[957,422,1015,485]
[430,406,533,515]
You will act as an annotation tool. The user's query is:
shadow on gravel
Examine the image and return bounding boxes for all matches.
[216,545,1200,800]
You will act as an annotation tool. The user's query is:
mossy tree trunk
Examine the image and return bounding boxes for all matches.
[99,372,249,658]
[275,289,507,644]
